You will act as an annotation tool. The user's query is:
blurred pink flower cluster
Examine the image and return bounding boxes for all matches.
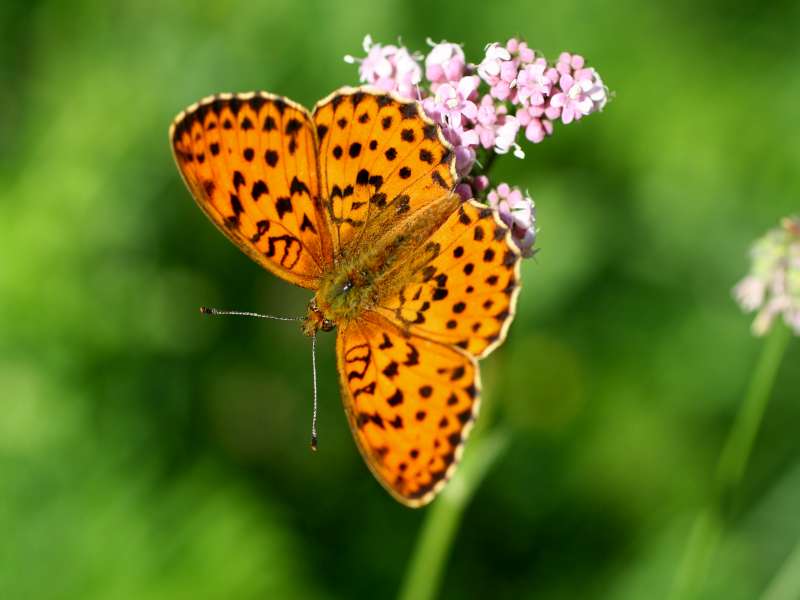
[345,36,609,257]
[734,216,800,336]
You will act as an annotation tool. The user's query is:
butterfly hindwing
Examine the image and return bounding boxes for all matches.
[375,200,521,359]
[337,312,479,507]
[171,92,333,289]
[313,87,457,259]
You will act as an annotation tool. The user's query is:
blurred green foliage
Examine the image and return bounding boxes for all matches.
[1,1,799,598]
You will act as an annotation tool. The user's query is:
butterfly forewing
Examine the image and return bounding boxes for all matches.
[313,87,457,259]
[171,93,332,288]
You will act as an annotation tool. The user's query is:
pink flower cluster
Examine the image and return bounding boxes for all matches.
[479,44,608,143]
[344,35,422,98]
[345,35,608,257]
[420,40,525,176]
[488,184,537,256]
[734,216,800,336]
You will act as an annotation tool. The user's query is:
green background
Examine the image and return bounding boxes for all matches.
[2,1,798,598]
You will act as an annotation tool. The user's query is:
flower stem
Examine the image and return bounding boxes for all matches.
[480,150,498,177]
[397,429,510,600]
[715,323,791,493]
[671,324,791,599]
[760,537,800,600]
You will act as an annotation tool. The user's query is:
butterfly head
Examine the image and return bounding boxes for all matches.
[302,300,335,337]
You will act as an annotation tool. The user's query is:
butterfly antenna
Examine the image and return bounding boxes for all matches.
[199,306,302,322]
[310,333,319,452]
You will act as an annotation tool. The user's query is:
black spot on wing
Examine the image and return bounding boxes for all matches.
[431,171,449,190]
[230,193,243,215]
[233,170,245,190]
[251,220,270,243]
[285,118,302,135]
[300,214,317,233]
[275,196,292,219]
[248,96,266,111]
[400,103,418,119]
[351,91,366,107]
[387,389,403,406]
[290,176,310,196]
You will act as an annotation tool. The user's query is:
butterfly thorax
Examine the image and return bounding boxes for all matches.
[304,194,462,335]
[316,261,376,321]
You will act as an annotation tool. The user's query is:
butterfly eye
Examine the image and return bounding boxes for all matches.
[321,319,335,332]
[331,277,354,300]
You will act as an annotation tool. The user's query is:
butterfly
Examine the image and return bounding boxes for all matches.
[170,86,521,507]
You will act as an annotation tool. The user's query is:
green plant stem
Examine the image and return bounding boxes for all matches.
[715,324,792,493]
[760,537,800,600]
[397,429,510,600]
[671,324,791,599]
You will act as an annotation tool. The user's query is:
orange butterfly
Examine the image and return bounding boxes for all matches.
[170,87,521,506]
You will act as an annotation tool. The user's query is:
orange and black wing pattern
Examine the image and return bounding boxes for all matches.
[375,200,521,359]
[171,92,333,288]
[337,312,480,507]
[313,87,456,259]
